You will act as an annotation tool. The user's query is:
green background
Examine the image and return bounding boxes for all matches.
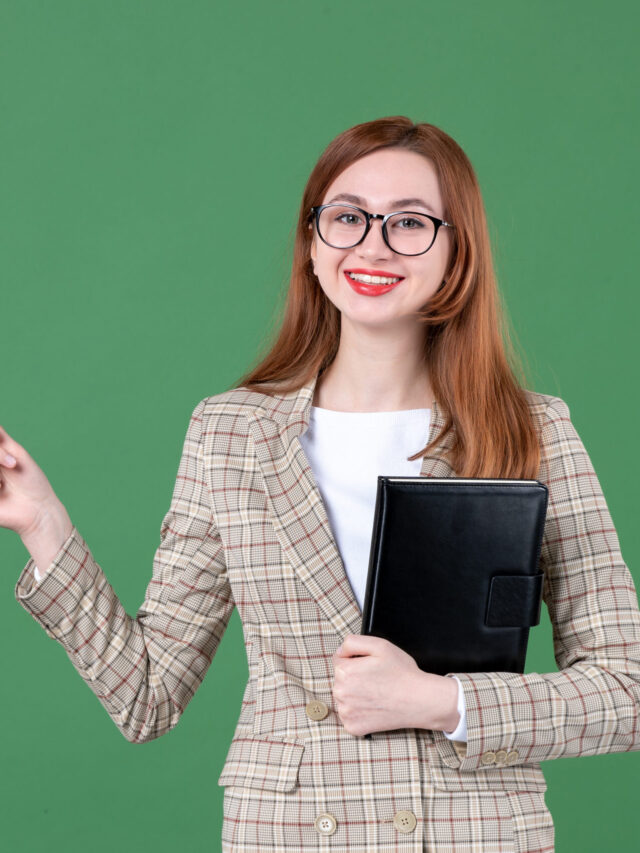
[2,1,638,850]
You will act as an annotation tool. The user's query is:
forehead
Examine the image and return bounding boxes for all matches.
[321,148,443,211]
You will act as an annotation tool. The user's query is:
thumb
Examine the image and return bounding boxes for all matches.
[0,425,20,457]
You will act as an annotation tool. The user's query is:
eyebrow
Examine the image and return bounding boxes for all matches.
[326,192,438,215]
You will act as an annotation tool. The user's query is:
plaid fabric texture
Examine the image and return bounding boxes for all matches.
[15,374,640,851]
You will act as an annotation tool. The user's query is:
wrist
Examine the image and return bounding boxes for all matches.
[20,500,73,571]
[439,675,461,733]
[412,671,461,732]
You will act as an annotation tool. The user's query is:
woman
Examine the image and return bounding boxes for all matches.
[2,117,639,852]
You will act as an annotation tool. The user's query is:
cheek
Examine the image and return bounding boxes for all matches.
[417,249,449,284]
[314,253,347,291]
[315,276,342,313]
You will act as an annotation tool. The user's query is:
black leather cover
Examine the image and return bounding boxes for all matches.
[361,478,548,675]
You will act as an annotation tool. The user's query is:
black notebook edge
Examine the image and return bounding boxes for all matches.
[361,477,387,636]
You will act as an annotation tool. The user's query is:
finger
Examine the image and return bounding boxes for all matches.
[0,427,19,463]
[0,451,17,468]
[337,634,382,657]
[333,659,348,678]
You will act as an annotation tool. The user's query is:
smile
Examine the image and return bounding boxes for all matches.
[346,272,403,285]
[343,269,405,296]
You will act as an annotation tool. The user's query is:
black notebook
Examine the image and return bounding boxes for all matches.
[361,477,548,676]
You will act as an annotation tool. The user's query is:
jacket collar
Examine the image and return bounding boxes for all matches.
[254,372,455,475]
[246,372,455,640]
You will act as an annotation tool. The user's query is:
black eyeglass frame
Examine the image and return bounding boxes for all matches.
[309,203,455,256]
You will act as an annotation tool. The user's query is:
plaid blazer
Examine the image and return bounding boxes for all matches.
[16,374,640,852]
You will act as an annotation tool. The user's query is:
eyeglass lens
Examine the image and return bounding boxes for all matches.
[317,204,436,255]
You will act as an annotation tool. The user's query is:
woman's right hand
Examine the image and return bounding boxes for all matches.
[0,424,71,547]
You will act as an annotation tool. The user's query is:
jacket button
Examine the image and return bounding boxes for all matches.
[452,740,467,758]
[506,749,519,764]
[481,751,496,765]
[315,813,337,835]
[306,700,329,721]
[393,810,417,833]
[495,749,508,765]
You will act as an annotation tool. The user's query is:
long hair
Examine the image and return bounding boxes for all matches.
[234,116,540,478]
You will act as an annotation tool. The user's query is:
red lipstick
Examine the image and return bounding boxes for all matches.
[343,268,405,297]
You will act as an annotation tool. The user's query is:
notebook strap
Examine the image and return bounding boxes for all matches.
[485,573,544,628]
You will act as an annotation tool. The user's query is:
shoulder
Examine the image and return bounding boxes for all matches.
[190,382,288,439]
[525,391,586,464]
[185,383,284,417]
[522,388,572,429]
[202,385,279,415]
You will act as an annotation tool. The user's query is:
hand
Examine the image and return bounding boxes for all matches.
[0,423,70,541]
[332,634,460,737]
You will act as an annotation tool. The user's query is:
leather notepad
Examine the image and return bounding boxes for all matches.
[361,478,548,676]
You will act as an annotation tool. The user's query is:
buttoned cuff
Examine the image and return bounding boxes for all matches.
[15,525,99,640]
[443,675,467,742]
[430,671,527,771]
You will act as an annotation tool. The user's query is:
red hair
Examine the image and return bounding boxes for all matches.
[234,116,540,478]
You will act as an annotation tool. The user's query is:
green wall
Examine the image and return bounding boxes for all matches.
[2,1,638,850]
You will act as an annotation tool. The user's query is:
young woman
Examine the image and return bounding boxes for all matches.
[2,117,639,852]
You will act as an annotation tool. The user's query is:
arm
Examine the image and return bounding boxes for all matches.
[432,396,640,769]
[15,398,235,743]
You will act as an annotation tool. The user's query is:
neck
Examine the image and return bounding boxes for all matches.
[314,322,433,412]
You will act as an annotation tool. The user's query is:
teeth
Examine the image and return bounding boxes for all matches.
[348,273,402,285]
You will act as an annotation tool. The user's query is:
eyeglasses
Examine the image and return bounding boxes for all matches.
[310,203,454,256]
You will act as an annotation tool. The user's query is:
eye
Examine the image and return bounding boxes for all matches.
[336,212,363,226]
[394,216,425,229]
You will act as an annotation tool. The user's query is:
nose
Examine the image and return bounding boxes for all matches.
[356,218,393,260]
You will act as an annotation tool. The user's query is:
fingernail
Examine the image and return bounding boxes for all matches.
[5,454,16,465]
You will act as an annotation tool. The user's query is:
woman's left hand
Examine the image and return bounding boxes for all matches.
[332,634,460,737]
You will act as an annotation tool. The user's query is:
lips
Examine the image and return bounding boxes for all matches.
[343,268,405,296]
[345,268,405,283]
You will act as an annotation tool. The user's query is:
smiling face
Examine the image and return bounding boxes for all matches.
[310,147,452,335]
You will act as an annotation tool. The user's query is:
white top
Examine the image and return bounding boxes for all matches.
[33,403,467,741]
[300,405,467,741]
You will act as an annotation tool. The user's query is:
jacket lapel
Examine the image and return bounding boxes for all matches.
[246,373,454,641]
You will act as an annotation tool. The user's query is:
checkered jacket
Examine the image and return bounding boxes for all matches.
[15,375,640,851]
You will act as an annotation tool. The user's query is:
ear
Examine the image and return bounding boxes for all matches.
[309,229,317,266]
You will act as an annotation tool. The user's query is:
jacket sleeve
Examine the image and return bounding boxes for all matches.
[432,396,640,770]
[14,398,235,744]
